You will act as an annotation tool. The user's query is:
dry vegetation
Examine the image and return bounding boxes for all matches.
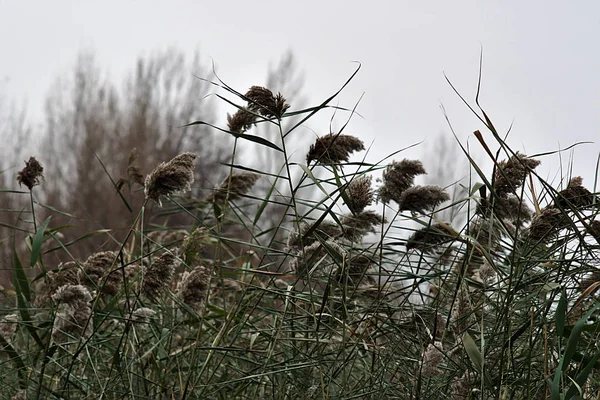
[1,52,600,399]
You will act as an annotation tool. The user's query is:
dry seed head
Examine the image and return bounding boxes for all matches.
[341,210,386,241]
[142,252,177,298]
[0,314,19,345]
[52,284,93,306]
[421,341,444,377]
[227,107,257,134]
[378,159,426,204]
[399,185,450,214]
[493,152,540,196]
[346,175,374,213]
[587,220,600,245]
[336,253,373,284]
[527,207,572,242]
[406,223,453,253]
[286,220,342,250]
[144,152,197,207]
[17,156,44,190]
[245,86,290,119]
[208,172,260,204]
[556,176,596,209]
[178,263,213,310]
[477,261,496,287]
[478,194,532,227]
[306,133,365,164]
[51,285,94,343]
[79,251,121,296]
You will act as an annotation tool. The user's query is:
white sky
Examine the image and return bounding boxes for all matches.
[1,0,600,190]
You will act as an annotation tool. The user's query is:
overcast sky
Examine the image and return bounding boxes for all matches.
[1,0,600,190]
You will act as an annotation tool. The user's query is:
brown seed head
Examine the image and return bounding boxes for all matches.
[493,152,540,196]
[142,252,177,298]
[399,185,450,214]
[144,152,197,206]
[556,176,596,209]
[378,159,427,204]
[341,210,386,241]
[406,223,453,253]
[17,156,44,190]
[178,263,213,310]
[245,86,290,119]
[286,220,343,250]
[421,341,444,377]
[527,207,572,242]
[346,175,374,213]
[79,251,121,296]
[306,133,365,164]
[227,107,257,134]
[208,172,260,204]
[51,285,93,343]
[478,194,533,227]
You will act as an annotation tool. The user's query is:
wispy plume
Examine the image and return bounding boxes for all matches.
[399,185,450,214]
[51,284,93,344]
[378,159,426,204]
[306,134,365,164]
[178,263,213,310]
[208,172,260,204]
[142,252,177,298]
[227,108,257,134]
[245,86,290,119]
[556,176,596,209]
[79,251,121,296]
[144,152,197,206]
[341,210,386,241]
[346,175,374,213]
[493,152,540,196]
[406,223,453,253]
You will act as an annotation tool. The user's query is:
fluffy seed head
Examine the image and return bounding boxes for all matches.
[399,185,450,214]
[245,86,290,119]
[79,251,121,296]
[227,107,257,134]
[52,284,93,306]
[306,134,365,164]
[346,175,374,213]
[556,176,596,210]
[142,252,177,298]
[286,220,343,250]
[493,152,540,196]
[144,152,197,206]
[421,341,444,377]
[527,207,572,242]
[208,172,260,204]
[17,156,44,190]
[378,159,426,204]
[178,263,213,310]
[341,210,386,241]
[478,194,533,227]
[406,223,453,253]
[0,314,19,345]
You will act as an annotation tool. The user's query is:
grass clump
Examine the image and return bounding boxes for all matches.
[1,63,600,400]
